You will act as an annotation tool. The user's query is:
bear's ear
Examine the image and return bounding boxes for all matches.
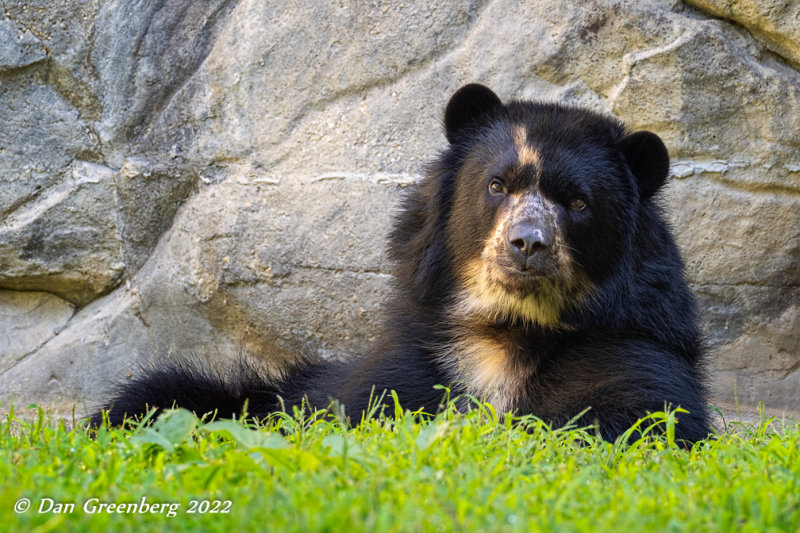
[444,84,503,144]
[619,130,670,200]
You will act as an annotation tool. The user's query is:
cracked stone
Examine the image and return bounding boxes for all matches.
[686,0,800,68]
[0,161,126,306]
[0,18,47,72]
[0,289,75,373]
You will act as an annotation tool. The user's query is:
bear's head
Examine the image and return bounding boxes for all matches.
[392,84,670,328]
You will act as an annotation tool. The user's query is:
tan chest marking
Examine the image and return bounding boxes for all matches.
[441,334,532,414]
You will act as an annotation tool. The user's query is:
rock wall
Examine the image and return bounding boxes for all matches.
[0,0,797,415]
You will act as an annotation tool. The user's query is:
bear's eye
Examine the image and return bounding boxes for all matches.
[488,179,505,195]
[570,198,587,212]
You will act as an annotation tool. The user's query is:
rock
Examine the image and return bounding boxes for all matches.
[0,161,125,306]
[0,18,47,72]
[664,172,799,409]
[115,157,198,273]
[0,289,152,412]
[0,290,75,374]
[115,176,402,368]
[0,177,401,410]
[666,177,799,289]
[686,0,800,68]
[0,0,797,415]
[710,305,800,408]
[0,79,96,220]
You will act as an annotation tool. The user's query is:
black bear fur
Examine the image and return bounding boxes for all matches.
[92,84,710,442]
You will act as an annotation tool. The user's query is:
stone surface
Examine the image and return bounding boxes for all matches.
[710,305,800,408]
[0,161,125,305]
[686,0,800,68]
[129,176,401,367]
[0,289,152,413]
[0,290,74,374]
[0,0,797,414]
[0,18,47,72]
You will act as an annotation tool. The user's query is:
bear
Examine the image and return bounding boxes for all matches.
[92,84,710,443]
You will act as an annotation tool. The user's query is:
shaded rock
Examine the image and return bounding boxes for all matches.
[0,177,403,410]
[0,161,125,306]
[0,77,95,219]
[710,305,800,408]
[115,156,198,273]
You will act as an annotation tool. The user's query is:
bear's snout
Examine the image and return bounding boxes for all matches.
[506,221,553,270]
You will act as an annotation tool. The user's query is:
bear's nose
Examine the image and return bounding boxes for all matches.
[507,222,553,259]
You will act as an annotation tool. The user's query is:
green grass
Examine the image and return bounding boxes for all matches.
[1,399,799,533]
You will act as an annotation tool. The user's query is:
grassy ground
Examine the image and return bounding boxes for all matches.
[1,399,798,533]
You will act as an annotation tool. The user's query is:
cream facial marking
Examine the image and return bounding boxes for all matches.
[455,258,568,327]
[512,125,541,169]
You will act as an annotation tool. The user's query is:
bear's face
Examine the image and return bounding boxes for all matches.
[442,84,669,328]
